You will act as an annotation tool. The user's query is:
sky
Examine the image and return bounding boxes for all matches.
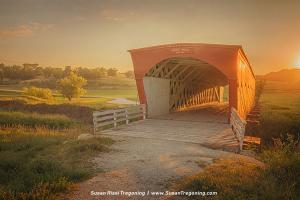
[0,0,300,74]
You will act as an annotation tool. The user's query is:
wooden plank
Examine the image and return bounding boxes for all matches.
[93,104,147,131]
[128,111,144,116]
[182,67,199,82]
[153,60,169,77]
[93,108,125,116]
[174,66,190,80]
[230,107,246,151]
[165,63,182,78]
[95,120,115,127]
[94,114,115,121]
[128,113,144,120]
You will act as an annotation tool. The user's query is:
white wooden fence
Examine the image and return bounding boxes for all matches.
[93,104,146,133]
[230,107,247,151]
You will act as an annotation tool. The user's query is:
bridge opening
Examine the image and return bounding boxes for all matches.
[143,57,229,121]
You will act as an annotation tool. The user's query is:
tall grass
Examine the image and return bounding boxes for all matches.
[258,110,300,145]
[0,126,113,200]
[0,111,77,129]
[252,79,300,145]
[180,134,300,200]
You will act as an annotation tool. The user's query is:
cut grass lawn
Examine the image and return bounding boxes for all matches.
[0,126,113,200]
[0,87,138,108]
[0,76,138,102]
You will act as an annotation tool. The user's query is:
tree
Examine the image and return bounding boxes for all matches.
[124,70,134,79]
[58,72,87,101]
[107,68,118,77]
[0,69,3,84]
[63,66,72,77]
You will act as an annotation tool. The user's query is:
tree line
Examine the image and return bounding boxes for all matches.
[0,63,134,82]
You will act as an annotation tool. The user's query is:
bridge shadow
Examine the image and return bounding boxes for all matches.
[101,102,239,152]
[151,102,228,124]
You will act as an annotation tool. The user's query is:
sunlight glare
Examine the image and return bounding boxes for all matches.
[296,56,300,68]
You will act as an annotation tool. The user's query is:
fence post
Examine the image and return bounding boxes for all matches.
[142,105,146,120]
[93,118,96,134]
[93,113,96,135]
[125,109,129,125]
[113,111,117,128]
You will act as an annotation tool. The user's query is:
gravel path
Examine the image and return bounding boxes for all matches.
[63,135,234,200]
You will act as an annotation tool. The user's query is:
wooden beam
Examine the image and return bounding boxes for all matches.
[182,67,198,81]
[173,66,191,80]
[153,60,169,77]
[165,63,182,78]
[214,87,220,101]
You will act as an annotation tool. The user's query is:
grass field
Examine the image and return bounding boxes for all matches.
[257,81,300,144]
[0,76,138,109]
[0,88,138,111]
[0,88,137,103]
[0,76,121,199]
[180,148,300,200]
[0,111,113,200]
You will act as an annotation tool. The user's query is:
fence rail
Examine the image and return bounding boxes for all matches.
[93,104,146,133]
[230,108,247,151]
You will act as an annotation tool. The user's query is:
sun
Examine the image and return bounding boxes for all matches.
[295,56,300,68]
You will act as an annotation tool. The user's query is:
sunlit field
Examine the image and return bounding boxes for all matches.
[257,81,300,144]
[0,76,138,113]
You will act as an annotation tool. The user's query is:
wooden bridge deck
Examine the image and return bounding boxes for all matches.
[100,103,240,152]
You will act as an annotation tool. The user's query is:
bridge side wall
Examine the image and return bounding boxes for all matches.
[143,77,170,117]
[236,50,256,118]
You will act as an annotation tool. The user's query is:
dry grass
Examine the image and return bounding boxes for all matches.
[179,136,300,200]
[0,124,113,200]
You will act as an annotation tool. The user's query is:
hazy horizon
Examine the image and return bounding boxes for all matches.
[1,0,300,74]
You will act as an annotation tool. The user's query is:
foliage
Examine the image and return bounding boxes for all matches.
[0,64,123,82]
[77,67,107,79]
[0,126,113,200]
[107,68,118,77]
[23,86,53,100]
[0,69,3,84]
[255,79,266,105]
[181,134,300,200]
[124,70,134,79]
[57,72,87,101]
[0,111,77,129]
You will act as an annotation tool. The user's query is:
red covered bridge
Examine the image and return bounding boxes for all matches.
[95,43,255,152]
[129,43,255,120]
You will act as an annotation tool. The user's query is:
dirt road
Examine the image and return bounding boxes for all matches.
[63,135,234,200]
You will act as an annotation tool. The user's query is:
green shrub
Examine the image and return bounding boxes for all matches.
[23,86,53,100]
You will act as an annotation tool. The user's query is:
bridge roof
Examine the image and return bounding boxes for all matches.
[128,43,255,78]
[128,43,241,52]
